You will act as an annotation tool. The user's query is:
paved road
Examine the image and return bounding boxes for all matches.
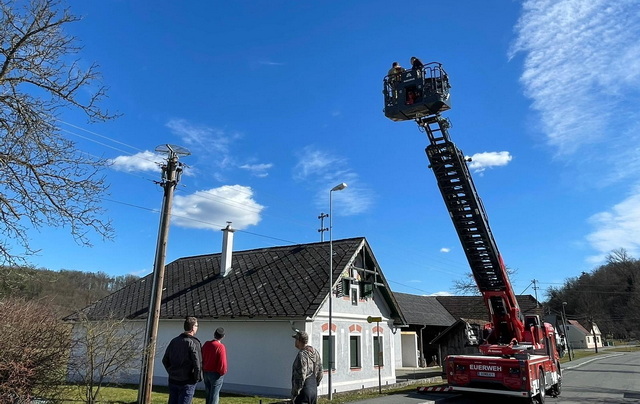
[350,351,640,404]
[555,351,640,403]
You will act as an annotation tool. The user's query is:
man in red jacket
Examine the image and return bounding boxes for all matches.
[201,327,228,404]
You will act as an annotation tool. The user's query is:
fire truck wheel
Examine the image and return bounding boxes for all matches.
[536,371,546,404]
[551,362,562,397]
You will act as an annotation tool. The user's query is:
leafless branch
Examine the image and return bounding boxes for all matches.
[0,0,118,265]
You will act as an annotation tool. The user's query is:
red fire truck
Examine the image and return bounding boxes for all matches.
[383,62,563,403]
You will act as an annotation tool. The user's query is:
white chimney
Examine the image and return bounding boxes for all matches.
[220,222,235,277]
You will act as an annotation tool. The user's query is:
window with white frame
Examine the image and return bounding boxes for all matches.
[373,335,384,367]
[322,335,335,371]
[349,335,361,368]
[350,284,359,305]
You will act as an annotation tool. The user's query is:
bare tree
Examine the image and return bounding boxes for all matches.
[606,248,634,264]
[452,272,480,295]
[0,0,117,265]
[453,266,518,295]
[67,314,145,404]
[0,297,71,402]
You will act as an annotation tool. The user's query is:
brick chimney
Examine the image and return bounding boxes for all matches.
[220,222,235,277]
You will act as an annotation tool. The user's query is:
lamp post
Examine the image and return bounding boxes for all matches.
[328,182,347,400]
[562,302,572,361]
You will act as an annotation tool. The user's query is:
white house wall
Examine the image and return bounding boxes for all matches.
[155,318,301,397]
[149,289,400,398]
[564,324,602,350]
[314,286,400,395]
[400,332,418,367]
[67,320,146,385]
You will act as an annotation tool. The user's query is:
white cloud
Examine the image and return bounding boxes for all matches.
[165,118,243,175]
[294,146,374,216]
[165,118,274,181]
[293,147,339,181]
[166,119,235,154]
[110,151,164,172]
[128,268,152,277]
[429,291,453,296]
[510,0,640,182]
[512,0,640,263]
[171,185,264,230]
[240,163,273,178]
[585,189,640,263]
[258,60,285,66]
[440,247,451,253]
[467,151,512,173]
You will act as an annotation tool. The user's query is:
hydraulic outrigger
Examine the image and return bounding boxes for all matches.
[383,61,563,403]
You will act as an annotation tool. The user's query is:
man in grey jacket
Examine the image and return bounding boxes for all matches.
[162,317,203,404]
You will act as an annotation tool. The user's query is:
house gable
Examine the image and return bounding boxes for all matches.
[333,238,406,325]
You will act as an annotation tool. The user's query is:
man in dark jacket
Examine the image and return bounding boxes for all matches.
[162,317,203,404]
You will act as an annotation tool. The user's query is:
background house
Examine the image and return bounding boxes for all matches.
[67,231,407,398]
[394,294,544,362]
[392,293,455,367]
[564,319,602,349]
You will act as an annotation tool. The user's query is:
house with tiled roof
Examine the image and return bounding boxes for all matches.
[564,319,602,349]
[392,293,455,367]
[435,295,544,321]
[68,228,407,398]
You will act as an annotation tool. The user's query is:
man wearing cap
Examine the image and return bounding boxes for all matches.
[201,327,228,404]
[291,331,323,404]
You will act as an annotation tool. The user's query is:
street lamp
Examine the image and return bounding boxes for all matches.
[328,182,347,400]
[562,302,572,361]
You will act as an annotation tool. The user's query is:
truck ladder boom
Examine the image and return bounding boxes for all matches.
[417,115,523,341]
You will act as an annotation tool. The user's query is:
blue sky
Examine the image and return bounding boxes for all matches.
[21,0,640,299]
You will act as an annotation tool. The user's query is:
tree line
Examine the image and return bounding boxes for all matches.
[546,249,640,340]
[452,248,640,340]
[0,265,138,316]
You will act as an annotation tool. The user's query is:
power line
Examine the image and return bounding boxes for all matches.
[55,121,472,267]
[55,120,629,296]
[58,120,145,154]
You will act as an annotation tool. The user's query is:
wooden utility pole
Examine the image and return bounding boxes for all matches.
[138,144,190,404]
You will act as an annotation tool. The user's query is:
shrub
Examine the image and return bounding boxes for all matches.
[0,297,70,402]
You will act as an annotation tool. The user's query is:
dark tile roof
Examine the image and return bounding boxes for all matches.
[393,293,456,327]
[69,237,405,324]
[436,295,543,322]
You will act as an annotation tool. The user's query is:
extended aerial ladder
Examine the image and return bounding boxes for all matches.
[383,61,561,402]
[419,114,525,352]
